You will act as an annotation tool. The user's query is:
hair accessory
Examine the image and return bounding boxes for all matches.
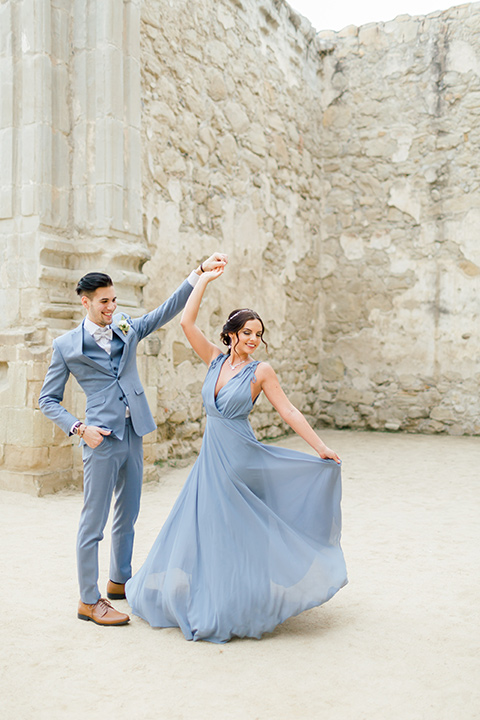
[200,263,205,273]
[228,309,249,321]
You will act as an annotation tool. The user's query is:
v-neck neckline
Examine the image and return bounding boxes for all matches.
[213,355,255,401]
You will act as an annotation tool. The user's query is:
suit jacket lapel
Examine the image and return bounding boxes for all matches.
[112,320,133,376]
[112,324,127,343]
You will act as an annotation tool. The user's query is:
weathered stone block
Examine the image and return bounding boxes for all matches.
[199,126,216,152]
[430,406,457,422]
[48,444,73,470]
[172,342,198,367]
[161,148,187,174]
[206,69,227,101]
[205,40,230,68]
[169,409,188,424]
[222,101,249,135]
[336,387,375,405]
[320,356,345,382]
[144,336,161,356]
[246,125,266,157]
[329,401,357,427]
[4,444,49,471]
[150,100,176,127]
[218,134,238,165]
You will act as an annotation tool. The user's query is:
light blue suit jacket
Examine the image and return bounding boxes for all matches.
[39,279,193,440]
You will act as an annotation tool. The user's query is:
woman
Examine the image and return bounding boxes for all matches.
[126,267,347,642]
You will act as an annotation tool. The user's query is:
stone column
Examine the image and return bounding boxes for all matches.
[0,0,146,495]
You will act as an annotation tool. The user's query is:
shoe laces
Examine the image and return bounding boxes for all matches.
[96,598,114,616]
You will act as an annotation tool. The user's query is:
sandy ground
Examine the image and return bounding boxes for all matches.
[1,429,479,720]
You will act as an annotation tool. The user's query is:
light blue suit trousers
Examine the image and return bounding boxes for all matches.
[79,417,143,602]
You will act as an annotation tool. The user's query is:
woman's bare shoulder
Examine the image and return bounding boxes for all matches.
[254,361,276,379]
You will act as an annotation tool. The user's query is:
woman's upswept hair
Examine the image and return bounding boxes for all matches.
[220,309,268,355]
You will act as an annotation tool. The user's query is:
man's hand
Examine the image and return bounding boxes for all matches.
[83,426,111,449]
[198,253,228,274]
[203,265,225,282]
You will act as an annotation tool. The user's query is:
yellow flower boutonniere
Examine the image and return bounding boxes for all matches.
[117,315,131,336]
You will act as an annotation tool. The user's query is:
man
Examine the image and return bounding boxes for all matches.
[39,253,227,626]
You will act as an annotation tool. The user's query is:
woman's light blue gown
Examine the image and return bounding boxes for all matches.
[126,355,347,643]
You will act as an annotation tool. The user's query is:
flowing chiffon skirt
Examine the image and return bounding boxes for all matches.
[126,355,347,643]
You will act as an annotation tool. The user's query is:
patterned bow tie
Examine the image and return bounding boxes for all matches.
[93,326,113,342]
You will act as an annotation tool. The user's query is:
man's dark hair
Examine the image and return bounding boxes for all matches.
[75,272,113,297]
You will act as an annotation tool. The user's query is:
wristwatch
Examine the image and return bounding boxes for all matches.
[74,422,86,438]
[72,421,82,435]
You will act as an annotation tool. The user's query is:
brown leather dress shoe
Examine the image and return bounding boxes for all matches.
[77,598,130,626]
[106,580,126,600]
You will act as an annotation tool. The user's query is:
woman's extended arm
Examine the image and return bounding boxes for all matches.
[180,267,224,365]
[256,363,341,463]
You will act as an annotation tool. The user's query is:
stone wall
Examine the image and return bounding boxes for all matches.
[0,0,328,493]
[1,0,480,494]
[0,0,148,493]
[138,0,330,465]
[316,3,480,435]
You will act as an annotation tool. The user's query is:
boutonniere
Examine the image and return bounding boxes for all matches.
[117,315,131,336]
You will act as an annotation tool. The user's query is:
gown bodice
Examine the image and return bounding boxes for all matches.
[202,354,260,420]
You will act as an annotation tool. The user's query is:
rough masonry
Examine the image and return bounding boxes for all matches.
[1,0,479,494]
